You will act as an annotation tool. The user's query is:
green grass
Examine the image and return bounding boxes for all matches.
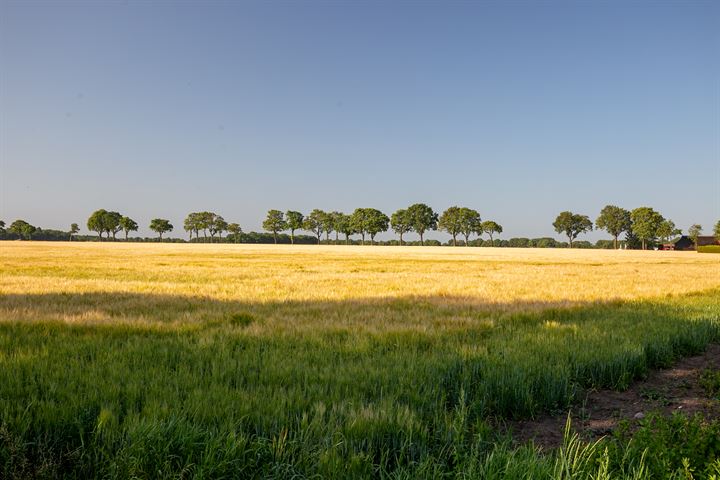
[1,290,719,478]
[698,245,720,254]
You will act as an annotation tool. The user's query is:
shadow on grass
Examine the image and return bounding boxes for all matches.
[0,289,718,477]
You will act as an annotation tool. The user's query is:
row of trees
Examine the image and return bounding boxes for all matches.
[3,211,719,248]
[262,204,504,246]
[183,212,241,242]
[554,205,710,249]
[87,210,174,240]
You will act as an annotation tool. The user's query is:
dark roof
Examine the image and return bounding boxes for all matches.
[663,236,694,250]
[697,236,720,247]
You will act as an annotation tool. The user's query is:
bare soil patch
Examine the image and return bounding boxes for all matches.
[510,344,720,450]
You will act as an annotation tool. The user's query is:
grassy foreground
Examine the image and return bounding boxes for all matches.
[1,243,719,478]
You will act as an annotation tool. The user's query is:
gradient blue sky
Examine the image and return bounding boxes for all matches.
[1,1,718,241]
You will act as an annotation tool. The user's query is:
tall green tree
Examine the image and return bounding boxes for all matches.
[458,208,481,246]
[87,209,109,240]
[438,206,464,246]
[69,223,80,241]
[350,209,369,245]
[630,207,664,250]
[149,218,173,241]
[285,211,304,244]
[197,212,216,242]
[119,216,138,241]
[321,213,335,242]
[714,220,720,242]
[656,219,681,243]
[104,211,123,240]
[688,224,703,249]
[8,219,36,240]
[553,211,593,248]
[227,223,242,243]
[335,213,355,245]
[204,214,226,242]
[390,209,412,246]
[214,216,228,241]
[262,210,287,244]
[595,205,631,249]
[624,229,641,250]
[184,212,201,241]
[303,209,327,244]
[406,203,438,246]
[364,209,389,245]
[480,220,503,245]
[329,211,344,244]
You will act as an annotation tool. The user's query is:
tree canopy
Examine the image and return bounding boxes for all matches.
[406,203,438,246]
[656,219,680,243]
[8,219,36,240]
[438,207,464,246]
[149,219,173,240]
[69,223,80,241]
[285,211,304,244]
[595,205,631,249]
[119,216,138,241]
[458,208,481,246]
[303,209,327,244]
[227,223,242,243]
[630,207,664,250]
[390,209,412,246]
[262,210,287,244]
[335,213,355,245]
[480,221,503,245]
[86,209,122,240]
[553,211,593,248]
[350,208,389,245]
[688,224,703,248]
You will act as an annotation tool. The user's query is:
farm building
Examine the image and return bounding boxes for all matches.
[661,236,695,251]
[661,235,720,250]
[697,236,720,247]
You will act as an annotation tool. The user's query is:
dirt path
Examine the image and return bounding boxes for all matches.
[510,344,720,450]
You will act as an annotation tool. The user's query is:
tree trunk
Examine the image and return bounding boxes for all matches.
[273,232,277,244]
[361,233,365,245]
[613,235,618,250]
[290,230,295,244]
[452,234,457,247]
[317,235,321,245]
[420,232,424,246]
[345,234,349,245]
[335,231,339,245]
[464,234,469,246]
[399,232,403,246]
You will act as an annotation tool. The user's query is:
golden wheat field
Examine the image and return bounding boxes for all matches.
[2,241,719,305]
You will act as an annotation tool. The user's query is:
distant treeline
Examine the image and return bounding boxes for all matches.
[2,205,719,249]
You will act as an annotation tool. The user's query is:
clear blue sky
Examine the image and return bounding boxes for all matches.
[1,1,718,241]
